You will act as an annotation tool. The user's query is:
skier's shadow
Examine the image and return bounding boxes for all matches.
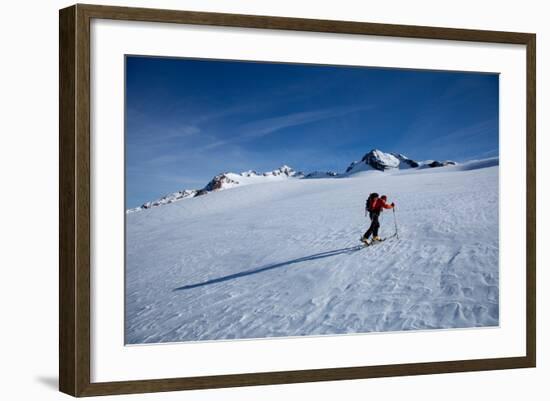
[173,245,363,291]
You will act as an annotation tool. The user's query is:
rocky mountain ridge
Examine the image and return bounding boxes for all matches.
[127,149,457,213]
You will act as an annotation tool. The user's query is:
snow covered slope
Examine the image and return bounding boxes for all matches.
[125,158,499,344]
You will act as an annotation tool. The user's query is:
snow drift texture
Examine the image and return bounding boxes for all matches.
[125,151,499,344]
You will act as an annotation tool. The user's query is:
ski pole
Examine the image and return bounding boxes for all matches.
[393,207,399,240]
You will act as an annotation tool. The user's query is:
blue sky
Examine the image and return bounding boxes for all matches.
[126,56,498,208]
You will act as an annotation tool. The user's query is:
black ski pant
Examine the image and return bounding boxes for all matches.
[363,211,380,239]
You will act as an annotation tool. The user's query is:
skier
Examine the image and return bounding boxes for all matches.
[361,193,395,245]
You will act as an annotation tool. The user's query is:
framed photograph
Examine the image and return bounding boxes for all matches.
[59,4,536,397]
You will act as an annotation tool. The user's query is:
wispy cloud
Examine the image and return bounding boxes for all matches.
[430,118,498,145]
[191,102,259,125]
[240,107,358,138]
[397,117,498,160]
[459,147,499,162]
[130,125,201,147]
[126,167,207,186]
[201,105,370,151]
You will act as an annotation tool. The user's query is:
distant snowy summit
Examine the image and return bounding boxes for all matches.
[127,149,458,213]
[127,165,304,213]
[345,149,456,174]
[198,165,303,195]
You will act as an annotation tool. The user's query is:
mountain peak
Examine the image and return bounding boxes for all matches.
[345,149,455,174]
[262,165,300,177]
[346,149,400,173]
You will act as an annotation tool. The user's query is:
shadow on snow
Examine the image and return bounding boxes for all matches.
[173,245,364,291]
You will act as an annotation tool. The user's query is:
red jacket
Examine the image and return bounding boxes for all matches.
[371,198,393,212]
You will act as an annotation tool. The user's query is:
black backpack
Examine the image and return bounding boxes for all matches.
[366,192,379,212]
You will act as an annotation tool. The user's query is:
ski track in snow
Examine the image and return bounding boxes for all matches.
[125,161,499,344]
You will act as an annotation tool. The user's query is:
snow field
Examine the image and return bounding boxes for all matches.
[125,160,499,344]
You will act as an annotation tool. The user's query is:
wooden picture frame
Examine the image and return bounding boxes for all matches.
[59,3,536,397]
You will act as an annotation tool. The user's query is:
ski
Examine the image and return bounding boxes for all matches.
[359,234,397,246]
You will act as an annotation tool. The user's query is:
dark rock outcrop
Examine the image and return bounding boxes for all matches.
[428,160,457,168]
[203,173,239,192]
